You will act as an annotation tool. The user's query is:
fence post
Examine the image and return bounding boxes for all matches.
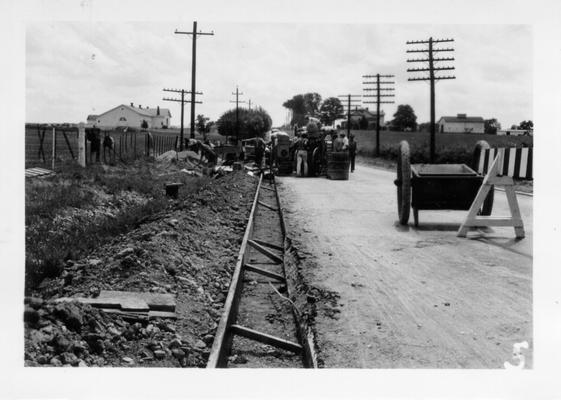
[78,123,86,167]
[51,127,56,170]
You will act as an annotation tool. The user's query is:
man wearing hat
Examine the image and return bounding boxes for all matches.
[348,134,357,172]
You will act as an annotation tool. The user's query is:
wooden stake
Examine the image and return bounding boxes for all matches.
[78,123,86,167]
[458,149,525,238]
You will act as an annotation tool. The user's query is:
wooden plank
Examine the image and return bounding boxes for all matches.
[119,298,150,312]
[261,185,275,192]
[98,290,175,312]
[248,240,283,264]
[54,297,123,309]
[488,176,514,186]
[55,291,176,312]
[148,310,178,319]
[244,263,285,282]
[252,238,284,252]
[462,217,524,227]
[207,174,264,369]
[505,186,526,238]
[258,200,278,211]
[230,324,302,354]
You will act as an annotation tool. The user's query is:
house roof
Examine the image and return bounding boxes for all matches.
[96,104,171,119]
[439,115,484,123]
[349,109,385,118]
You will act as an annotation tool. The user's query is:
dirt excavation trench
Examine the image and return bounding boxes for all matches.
[25,169,259,368]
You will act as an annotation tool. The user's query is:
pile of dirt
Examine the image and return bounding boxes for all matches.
[25,172,257,367]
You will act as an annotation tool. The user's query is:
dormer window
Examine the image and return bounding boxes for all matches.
[119,117,127,121]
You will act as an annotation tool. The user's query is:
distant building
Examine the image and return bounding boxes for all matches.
[437,114,484,134]
[338,108,385,129]
[88,103,171,129]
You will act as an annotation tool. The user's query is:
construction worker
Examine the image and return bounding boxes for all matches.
[334,132,348,152]
[254,137,266,169]
[295,133,309,177]
[348,134,357,172]
[86,125,102,163]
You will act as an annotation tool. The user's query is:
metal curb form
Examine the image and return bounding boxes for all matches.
[274,178,319,369]
[206,174,317,368]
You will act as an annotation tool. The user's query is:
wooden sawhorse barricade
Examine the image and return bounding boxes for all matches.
[458,149,525,238]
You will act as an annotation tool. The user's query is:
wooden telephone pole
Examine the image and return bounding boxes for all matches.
[338,94,362,137]
[406,37,455,162]
[175,21,214,139]
[163,88,202,150]
[230,86,246,142]
[363,74,395,156]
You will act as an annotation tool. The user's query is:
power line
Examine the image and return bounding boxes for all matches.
[362,73,395,157]
[406,36,456,163]
[175,21,214,139]
[229,86,246,142]
[338,94,362,137]
[162,88,201,150]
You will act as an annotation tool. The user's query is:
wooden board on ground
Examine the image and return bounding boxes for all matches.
[103,309,177,320]
[55,290,176,313]
[98,290,176,312]
[25,167,55,178]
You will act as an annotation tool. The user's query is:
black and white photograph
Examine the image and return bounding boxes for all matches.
[1,0,560,398]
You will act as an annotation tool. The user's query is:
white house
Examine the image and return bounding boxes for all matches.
[337,109,385,129]
[88,103,171,129]
[437,114,484,134]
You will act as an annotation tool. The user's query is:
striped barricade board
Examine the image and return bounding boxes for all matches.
[477,147,533,179]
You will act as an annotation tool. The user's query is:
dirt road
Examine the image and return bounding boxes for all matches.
[278,164,532,368]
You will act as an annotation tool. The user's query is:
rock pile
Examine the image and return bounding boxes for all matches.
[24,299,207,367]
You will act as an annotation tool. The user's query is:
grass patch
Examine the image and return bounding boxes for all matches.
[25,159,206,292]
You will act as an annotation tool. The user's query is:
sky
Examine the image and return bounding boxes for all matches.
[25,22,532,129]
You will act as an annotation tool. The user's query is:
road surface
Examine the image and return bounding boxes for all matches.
[278,164,532,368]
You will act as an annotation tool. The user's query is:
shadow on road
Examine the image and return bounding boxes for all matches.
[471,236,532,259]
[412,222,462,232]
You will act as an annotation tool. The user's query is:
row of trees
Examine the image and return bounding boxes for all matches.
[208,93,532,139]
[282,92,533,135]
[283,93,344,127]
[282,92,419,131]
[216,107,272,139]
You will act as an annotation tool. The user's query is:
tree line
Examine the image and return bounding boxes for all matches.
[282,92,531,135]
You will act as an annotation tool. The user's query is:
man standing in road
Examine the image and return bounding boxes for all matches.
[295,133,309,177]
[349,134,357,173]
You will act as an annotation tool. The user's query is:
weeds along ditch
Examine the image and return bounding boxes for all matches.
[25,158,208,292]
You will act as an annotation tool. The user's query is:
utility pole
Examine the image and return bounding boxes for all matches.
[163,88,202,150]
[363,74,395,157]
[229,86,246,142]
[175,21,214,139]
[338,94,362,138]
[248,99,252,110]
[406,37,455,162]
